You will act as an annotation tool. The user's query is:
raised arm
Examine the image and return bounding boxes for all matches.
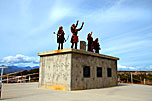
[91,32,93,35]
[75,20,79,28]
[77,22,84,31]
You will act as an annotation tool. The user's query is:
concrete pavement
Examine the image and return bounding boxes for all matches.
[1,82,152,101]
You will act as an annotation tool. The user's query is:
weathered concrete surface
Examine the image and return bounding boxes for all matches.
[80,41,86,50]
[71,53,117,90]
[2,83,152,101]
[39,53,71,90]
[38,48,119,90]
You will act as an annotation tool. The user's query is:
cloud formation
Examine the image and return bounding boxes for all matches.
[0,0,152,69]
[118,64,152,71]
[0,54,39,67]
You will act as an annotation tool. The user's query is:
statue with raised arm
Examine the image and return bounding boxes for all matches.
[71,20,84,49]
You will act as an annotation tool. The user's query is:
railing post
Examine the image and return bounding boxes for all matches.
[140,76,142,84]
[0,68,4,99]
[21,72,23,83]
[7,74,8,84]
[131,73,133,84]
[0,85,1,99]
[144,78,146,85]
[29,75,31,82]
[118,76,120,83]
[0,67,8,99]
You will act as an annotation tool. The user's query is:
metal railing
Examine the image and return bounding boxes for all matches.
[1,71,39,83]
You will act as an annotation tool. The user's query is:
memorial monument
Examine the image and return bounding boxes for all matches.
[38,42,119,91]
[38,20,119,90]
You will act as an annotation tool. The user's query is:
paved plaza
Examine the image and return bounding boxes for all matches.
[1,82,152,101]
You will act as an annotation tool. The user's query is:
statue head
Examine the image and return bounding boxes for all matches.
[72,24,75,28]
[59,26,63,30]
[95,38,98,42]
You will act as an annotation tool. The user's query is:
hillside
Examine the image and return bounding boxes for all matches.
[0,65,39,74]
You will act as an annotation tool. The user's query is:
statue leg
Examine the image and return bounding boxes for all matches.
[75,42,77,49]
[58,43,60,50]
[61,43,63,49]
[95,49,99,53]
[71,43,74,48]
[88,43,91,51]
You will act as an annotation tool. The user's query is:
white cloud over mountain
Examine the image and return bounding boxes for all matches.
[0,54,39,67]
[0,54,151,71]
[118,64,152,71]
[0,0,152,70]
[118,64,136,70]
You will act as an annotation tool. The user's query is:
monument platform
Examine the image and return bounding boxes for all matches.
[38,48,119,60]
[38,48,119,90]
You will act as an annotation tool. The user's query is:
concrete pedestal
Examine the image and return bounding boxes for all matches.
[38,48,119,91]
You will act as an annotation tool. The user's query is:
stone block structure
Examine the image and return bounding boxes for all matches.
[80,41,86,50]
[38,48,119,91]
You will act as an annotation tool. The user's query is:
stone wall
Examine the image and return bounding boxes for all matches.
[71,53,117,90]
[39,53,72,90]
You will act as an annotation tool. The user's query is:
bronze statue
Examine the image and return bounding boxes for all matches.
[71,20,84,49]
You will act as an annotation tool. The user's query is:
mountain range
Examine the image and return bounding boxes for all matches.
[0,65,39,74]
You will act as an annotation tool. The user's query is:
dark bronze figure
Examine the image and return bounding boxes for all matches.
[71,20,84,49]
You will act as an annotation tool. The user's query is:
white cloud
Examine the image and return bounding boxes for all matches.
[149,65,152,69]
[0,54,39,67]
[25,0,73,39]
[118,64,152,71]
[0,0,152,68]
[118,64,136,70]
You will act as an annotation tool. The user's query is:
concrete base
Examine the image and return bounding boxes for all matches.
[38,48,119,90]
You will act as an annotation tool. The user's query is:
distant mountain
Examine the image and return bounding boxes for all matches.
[24,66,39,71]
[0,65,39,74]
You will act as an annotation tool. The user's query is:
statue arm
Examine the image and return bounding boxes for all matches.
[75,20,79,28]
[77,22,84,31]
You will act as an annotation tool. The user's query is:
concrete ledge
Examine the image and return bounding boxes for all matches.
[38,48,72,56]
[38,48,119,60]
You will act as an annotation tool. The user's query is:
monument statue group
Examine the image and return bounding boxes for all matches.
[39,20,119,91]
[55,20,101,53]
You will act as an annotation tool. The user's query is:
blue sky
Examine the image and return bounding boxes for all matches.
[0,0,152,70]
